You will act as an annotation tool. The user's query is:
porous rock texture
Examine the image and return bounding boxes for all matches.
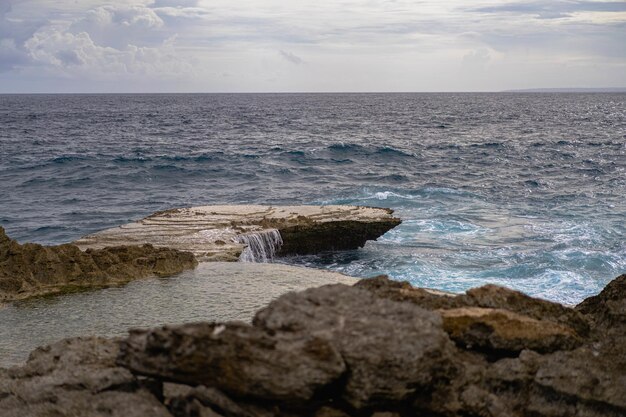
[73,205,401,261]
[2,273,625,417]
[0,226,197,301]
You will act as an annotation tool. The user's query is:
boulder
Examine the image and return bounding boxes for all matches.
[0,337,171,417]
[117,321,346,404]
[354,275,464,310]
[254,284,457,409]
[439,307,582,355]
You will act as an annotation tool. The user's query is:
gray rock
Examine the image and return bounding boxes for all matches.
[576,273,626,333]
[354,275,464,310]
[0,337,172,417]
[168,385,275,417]
[117,321,346,404]
[254,284,457,409]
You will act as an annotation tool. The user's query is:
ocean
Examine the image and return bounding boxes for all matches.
[1,93,625,305]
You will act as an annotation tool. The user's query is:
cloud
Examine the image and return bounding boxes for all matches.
[23,25,190,79]
[0,0,625,91]
[68,5,167,49]
[472,1,626,19]
[152,0,200,7]
[463,48,491,66]
[279,50,303,65]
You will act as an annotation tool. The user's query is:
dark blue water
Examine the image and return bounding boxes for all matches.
[1,93,625,304]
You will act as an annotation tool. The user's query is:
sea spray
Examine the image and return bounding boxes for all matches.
[234,229,283,262]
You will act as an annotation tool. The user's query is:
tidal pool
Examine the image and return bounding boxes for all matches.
[0,262,356,367]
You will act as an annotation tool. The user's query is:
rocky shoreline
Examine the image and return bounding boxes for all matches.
[1,205,399,301]
[0,227,197,302]
[1,273,624,417]
[2,204,624,416]
[74,205,401,261]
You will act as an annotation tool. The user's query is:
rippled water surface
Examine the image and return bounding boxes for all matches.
[1,93,625,305]
[0,263,355,366]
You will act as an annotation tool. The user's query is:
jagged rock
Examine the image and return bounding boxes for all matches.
[439,307,582,355]
[118,321,346,404]
[465,284,590,337]
[314,406,353,417]
[480,346,626,417]
[354,275,464,310]
[576,274,626,332]
[74,205,401,261]
[0,226,197,301]
[4,269,625,417]
[0,337,171,417]
[168,385,275,417]
[254,284,457,409]
[355,276,590,337]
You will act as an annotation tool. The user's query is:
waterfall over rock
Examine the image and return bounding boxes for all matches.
[234,229,283,263]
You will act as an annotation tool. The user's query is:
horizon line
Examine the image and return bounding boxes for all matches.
[1,88,626,95]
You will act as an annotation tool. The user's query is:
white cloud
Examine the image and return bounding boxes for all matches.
[0,0,624,91]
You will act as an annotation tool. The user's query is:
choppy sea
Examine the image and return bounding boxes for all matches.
[1,93,625,305]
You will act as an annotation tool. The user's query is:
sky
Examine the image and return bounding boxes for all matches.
[0,0,625,92]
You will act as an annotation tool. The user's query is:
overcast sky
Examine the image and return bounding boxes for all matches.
[0,0,625,92]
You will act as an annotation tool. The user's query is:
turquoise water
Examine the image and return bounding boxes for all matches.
[1,93,625,304]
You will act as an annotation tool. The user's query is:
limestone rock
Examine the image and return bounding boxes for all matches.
[254,284,457,409]
[0,337,171,417]
[74,205,401,261]
[439,307,582,354]
[168,385,275,417]
[465,284,590,337]
[576,273,626,332]
[482,347,626,417]
[0,226,197,301]
[354,275,463,310]
[356,276,590,338]
[117,321,346,404]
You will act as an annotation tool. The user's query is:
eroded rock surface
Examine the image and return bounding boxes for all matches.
[3,273,625,417]
[0,337,171,417]
[439,307,582,355]
[118,321,346,403]
[74,205,401,261]
[0,227,197,301]
[253,284,457,409]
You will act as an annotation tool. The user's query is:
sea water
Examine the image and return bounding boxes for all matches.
[1,93,625,305]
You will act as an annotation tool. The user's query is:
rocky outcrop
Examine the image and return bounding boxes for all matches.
[356,275,590,337]
[439,307,582,355]
[252,285,456,410]
[0,337,171,417]
[119,321,346,404]
[0,227,197,301]
[73,205,401,261]
[576,273,626,332]
[2,273,625,417]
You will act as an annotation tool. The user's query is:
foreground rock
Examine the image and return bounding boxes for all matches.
[0,227,197,302]
[74,205,401,261]
[0,337,171,417]
[2,273,625,417]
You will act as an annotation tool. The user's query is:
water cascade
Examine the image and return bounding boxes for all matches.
[234,229,283,263]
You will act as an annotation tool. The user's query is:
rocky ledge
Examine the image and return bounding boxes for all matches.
[73,205,401,261]
[2,273,624,417]
[0,227,197,302]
